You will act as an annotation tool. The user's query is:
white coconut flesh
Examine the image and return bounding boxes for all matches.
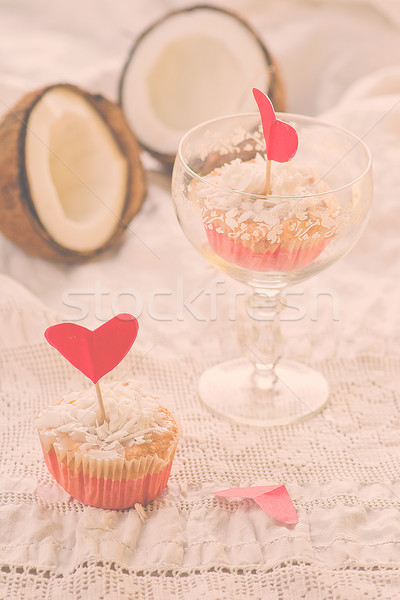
[25,87,128,253]
[120,8,271,157]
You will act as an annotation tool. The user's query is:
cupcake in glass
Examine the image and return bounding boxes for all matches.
[198,153,340,272]
[172,92,372,426]
[36,379,179,509]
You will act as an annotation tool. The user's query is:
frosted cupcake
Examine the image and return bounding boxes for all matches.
[197,154,341,272]
[36,380,179,509]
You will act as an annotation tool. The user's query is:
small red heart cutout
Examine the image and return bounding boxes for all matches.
[45,314,139,383]
[253,88,298,163]
[254,485,298,524]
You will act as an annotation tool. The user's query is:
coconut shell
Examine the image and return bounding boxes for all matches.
[119,4,286,168]
[0,83,146,262]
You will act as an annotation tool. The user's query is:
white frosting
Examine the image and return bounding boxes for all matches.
[195,154,342,244]
[36,380,172,455]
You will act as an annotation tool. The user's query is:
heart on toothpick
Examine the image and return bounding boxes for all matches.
[253,88,298,163]
[45,314,139,383]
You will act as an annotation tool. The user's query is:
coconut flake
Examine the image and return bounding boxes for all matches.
[197,155,339,230]
[36,380,172,452]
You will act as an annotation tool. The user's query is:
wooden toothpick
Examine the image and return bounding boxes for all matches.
[265,158,272,196]
[95,381,108,424]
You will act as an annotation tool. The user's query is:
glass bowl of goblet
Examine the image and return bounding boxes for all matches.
[171,112,372,426]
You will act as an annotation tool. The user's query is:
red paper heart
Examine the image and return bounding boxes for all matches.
[45,314,139,383]
[213,484,298,524]
[254,485,298,524]
[214,485,279,499]
[253,88,298,163]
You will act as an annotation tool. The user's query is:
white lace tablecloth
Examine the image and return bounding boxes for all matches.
[1,1,400,598]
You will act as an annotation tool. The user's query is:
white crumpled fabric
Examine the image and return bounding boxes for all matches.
[1,1,400,598]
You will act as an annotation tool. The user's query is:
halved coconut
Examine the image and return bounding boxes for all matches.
[0,84,145,261]
[119,5,285,166]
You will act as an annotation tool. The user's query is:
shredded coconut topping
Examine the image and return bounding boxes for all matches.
[36,380,171,454]
[201,153,332,198]
[195,154,343,246]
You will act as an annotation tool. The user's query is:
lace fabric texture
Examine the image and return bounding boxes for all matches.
[2,1,400,597]
[1,277,400,599]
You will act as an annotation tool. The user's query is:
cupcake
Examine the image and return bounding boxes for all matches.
[36,379,179,509]
[197,154,341,272]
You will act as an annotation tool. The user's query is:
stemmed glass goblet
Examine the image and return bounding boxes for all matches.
[172,112,372,426]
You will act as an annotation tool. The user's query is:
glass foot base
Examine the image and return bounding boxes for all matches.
[198,357,329,427]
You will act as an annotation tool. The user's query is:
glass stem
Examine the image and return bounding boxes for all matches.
[245,287,285,390]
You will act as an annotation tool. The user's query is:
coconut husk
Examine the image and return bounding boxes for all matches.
[0,83,146,262]
[119,4,286,168]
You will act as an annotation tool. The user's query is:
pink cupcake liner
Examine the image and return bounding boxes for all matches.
[43,447,173,508]
[206,226,328,272]
[40,440,177,509]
